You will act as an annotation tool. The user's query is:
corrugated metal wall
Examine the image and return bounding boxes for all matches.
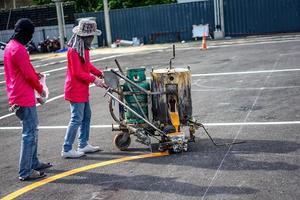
[0,3,75,30]
[0,24,74,44]
[224,0,300,36]
[75,1,214,46]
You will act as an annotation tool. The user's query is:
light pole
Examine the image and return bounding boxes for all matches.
[53,0,65,50]
[213,0,225,39]
[103,0,112,46]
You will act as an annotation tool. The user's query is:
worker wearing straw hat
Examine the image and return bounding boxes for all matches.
[62,19,106,158]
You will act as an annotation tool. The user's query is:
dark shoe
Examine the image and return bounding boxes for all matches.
[34,162,53,171]
[19,170,46,181]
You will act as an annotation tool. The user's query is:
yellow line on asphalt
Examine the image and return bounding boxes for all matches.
[1,152,169,200]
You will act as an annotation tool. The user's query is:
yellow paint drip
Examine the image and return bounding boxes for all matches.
[1,152,169,200]
[169,111,180,133]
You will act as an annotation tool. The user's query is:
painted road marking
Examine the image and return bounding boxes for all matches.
[179,38,300,52]
[2,68,299,85]
[0,94,65,121]
[191,68,300,77]
[1,121,300,130]
[201,51,281,199]
[191,86,300,92]
[0,52,134,79]
[0,65,300,120]
[1,152,169,200]
[1,37,300,77]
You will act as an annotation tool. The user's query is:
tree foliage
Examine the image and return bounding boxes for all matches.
[32,0,176,12]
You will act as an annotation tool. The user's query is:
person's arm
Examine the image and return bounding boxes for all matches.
[85,50,103,78]
[89,62,103,78]
[69,49,96,84]
[14,48,43,94]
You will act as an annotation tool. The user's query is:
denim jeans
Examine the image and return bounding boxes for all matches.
[15,106,41,178]
[63,102,91,152]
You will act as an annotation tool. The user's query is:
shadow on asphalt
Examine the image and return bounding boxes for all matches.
[48,171,260,197]
[130,138,300,171]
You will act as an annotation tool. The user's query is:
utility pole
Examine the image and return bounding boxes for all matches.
[220,0,225,36]
[103,0,112,46]
[53,0,65,50]
[213,0,225,39]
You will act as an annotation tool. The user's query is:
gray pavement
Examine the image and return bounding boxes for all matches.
[0,35,300,200]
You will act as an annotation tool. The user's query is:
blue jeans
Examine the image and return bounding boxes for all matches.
[63,102,91,152]
[15,106,41,178]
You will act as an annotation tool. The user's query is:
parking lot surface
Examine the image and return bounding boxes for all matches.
[0,35,300,200]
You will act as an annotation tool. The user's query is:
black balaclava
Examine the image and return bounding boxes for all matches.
[12,18,35,45]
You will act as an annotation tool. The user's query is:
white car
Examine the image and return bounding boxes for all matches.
[0,42,6,65]
[0,48,4,65]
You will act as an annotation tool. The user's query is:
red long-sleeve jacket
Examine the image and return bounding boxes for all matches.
[64,48,102,103]
[4,39,43,107]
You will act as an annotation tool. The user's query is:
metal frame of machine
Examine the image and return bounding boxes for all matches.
[103,45,244,153]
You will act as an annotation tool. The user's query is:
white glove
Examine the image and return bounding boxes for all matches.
[93,77,106,88]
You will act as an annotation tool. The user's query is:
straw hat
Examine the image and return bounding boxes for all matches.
[72,19,101,36]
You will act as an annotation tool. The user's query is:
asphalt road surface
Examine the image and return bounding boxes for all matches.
[0,34,300,200]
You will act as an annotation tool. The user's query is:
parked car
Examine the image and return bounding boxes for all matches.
[0,42,6,65]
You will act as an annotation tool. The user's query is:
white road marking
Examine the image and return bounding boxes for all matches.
[0,93,66,121]
[192,85,300,92]
[179,38,300,51]
[1,121,300,130]
[201,51,281,199]
[1,39,299,121]
[191,68,300,77]
[0,53,131,76]
[1,38,299,77]
[2,68,299,85]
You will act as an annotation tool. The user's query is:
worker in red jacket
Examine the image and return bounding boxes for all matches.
[61,19,106,158]
[4,18,52,181]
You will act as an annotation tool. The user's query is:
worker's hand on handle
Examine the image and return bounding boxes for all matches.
[94,76,107,88]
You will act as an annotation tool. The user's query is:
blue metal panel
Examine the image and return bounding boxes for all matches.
[75,1,214,46]
[224,0,300,36]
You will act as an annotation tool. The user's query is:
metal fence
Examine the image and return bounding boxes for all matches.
[224,0,300,36]
[75,1,215,46]
[0,24,74,45]
[0,3,75,30]
[1,0,300,47]
[75,0,300,46]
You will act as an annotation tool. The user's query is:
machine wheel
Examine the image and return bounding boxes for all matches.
[113,132,131,151]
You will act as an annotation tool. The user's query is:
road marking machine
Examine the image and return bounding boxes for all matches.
[103,45,244,153]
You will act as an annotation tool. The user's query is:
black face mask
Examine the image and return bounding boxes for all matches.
[13,31,33,45]
[12,18,34,46]
[83,36,94,49]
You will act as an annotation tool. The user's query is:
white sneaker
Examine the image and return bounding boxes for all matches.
[61,149,85,158]
[78,143,100,153]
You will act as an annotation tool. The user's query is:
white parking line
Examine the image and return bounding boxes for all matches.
[179,38,300,51]
[0,53,132,76]
[1,121,300,130]
[191,68,300,77]
[0,94,65,121]
[191,86,300,92]
[1,65,299,121]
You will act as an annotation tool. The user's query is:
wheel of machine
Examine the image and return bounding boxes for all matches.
[113,132,131,151]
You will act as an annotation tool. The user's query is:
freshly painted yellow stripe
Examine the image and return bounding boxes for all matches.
[1,152,169,200]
